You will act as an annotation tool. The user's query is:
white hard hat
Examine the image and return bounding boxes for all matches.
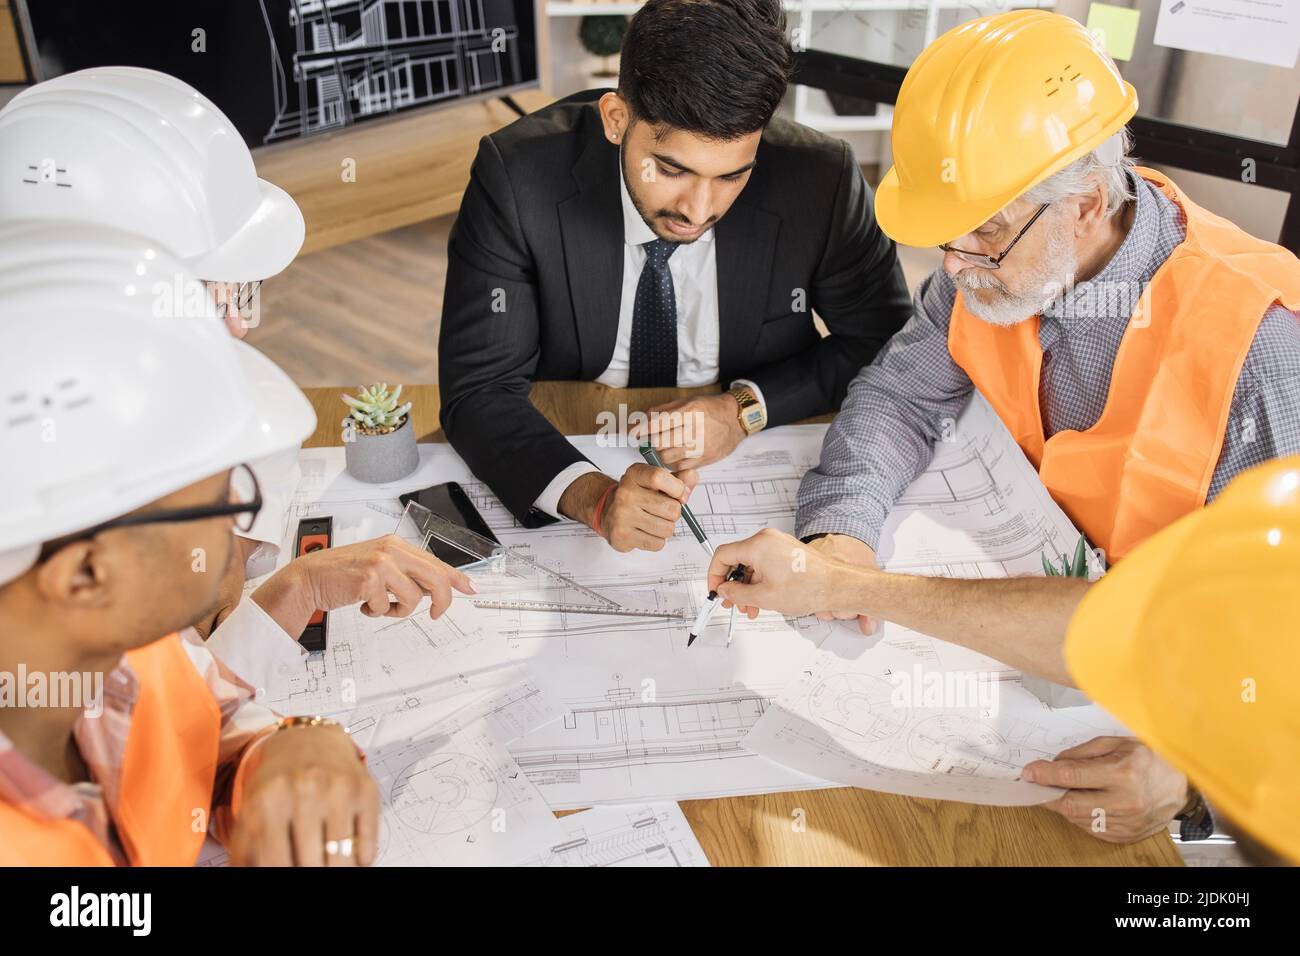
[0,222,317,586]
[0,66,305,281]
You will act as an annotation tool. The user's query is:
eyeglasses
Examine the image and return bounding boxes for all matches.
[939,203,1050,270]
[38,464,263,560]
[203,280,262,323]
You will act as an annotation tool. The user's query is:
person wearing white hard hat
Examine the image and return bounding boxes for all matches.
[0,65,304,327]
[0,224,472,866]
[0,66,358,689]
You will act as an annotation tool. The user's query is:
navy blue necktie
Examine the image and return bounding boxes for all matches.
[628,238,679,388]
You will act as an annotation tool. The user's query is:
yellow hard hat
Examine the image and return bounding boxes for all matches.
[876,10,1138,248]
[1066,456,1300,864]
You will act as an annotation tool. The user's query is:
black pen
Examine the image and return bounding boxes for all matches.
[638,441,713,557]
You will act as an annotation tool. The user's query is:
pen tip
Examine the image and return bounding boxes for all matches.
[687,634,697,647]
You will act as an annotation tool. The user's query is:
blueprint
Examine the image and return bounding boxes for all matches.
[742,396,1127,805]
[359,685,565,868]
[269,428,846,808]
[742,632,1128,806]
[875,396,1104,580]
[514,802,710,868]
[254,392,1118,814]
[200,677,566,867]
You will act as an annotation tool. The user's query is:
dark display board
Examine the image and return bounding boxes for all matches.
[19,0,539,145]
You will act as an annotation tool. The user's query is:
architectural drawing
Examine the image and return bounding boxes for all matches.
[268,393,1115,813]
[355,677,567,866]
[198,678,564,866]
[506,676,831,808]
[260,0,524,143]
[874,397,1104,580]
[274,431,842,806]
[364,720,560,866]
[744,632,1129,806]
[515,803,710,867]
[807,673,908,744]
[741,397,1129,806]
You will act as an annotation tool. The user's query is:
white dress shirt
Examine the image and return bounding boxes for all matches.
[202,441,309,695]
[533,173,764,518]
[205,595,307,698]
[236,447,302,576]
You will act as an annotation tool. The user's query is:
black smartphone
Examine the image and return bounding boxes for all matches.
[399,481,499,568]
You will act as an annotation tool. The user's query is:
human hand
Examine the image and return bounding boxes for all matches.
[628,393,746,469]
[595,463,699,553]
[807,534,879,634]
[253,534,475,637]
[229,723,379,867]
[1023,737,1190,844]
[706,528,863,620]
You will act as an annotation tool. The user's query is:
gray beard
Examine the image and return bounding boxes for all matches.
[955,228,1078,328]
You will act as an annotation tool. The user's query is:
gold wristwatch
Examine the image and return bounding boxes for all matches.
[729,383,767,435]
[274,715,343,733]
[269,715,367,763]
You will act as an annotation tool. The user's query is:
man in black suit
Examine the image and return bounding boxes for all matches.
[440,0,910,552]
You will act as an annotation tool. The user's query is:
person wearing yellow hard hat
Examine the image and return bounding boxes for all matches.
[1066,455,1300,864]
[707,10,1300,845]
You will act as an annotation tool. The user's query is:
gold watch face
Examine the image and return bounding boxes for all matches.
[731,387,765,434]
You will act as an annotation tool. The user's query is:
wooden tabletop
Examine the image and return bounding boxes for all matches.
[304,382,1181,867]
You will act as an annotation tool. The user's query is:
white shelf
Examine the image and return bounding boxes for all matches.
[798,96,893,133]
[546,2,642,14]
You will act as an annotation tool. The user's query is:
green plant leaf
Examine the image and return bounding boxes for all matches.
[1071,535,1088,577]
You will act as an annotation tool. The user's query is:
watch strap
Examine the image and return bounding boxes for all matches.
[1176,787,1215,842]
[729,384,767,435]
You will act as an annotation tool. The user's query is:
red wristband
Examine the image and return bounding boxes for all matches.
[592,483,617,538]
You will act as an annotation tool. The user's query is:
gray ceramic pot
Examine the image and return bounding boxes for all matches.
[343,415,419,483]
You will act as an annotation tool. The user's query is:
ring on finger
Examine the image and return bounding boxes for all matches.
[325,836,356,858]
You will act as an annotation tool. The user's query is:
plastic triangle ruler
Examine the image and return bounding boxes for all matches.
[396,500,688,619]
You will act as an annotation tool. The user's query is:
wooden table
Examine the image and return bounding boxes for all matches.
[304,383,1182,866]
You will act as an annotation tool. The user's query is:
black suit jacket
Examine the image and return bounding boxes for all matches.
[439,90,911,526]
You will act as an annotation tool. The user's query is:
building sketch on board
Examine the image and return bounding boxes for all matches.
[261,0,523,142]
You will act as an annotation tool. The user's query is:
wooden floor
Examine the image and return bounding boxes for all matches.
[244,186,943,389]
[246,216,449,388]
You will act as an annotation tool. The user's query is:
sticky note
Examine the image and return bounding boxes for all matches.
[1087,2,1141,62]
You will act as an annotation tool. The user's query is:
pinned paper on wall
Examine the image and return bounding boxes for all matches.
[1154,0,1300,69]
[1087,3,1141,62]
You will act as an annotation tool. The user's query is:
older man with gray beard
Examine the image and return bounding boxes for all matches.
[710,11,1300,847]
[798,128,1300,556]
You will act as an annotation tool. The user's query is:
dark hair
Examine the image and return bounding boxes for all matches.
[618,0,792,140]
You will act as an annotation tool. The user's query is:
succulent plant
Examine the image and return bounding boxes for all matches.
[1042,534,1093,578]
[343,383,412,434]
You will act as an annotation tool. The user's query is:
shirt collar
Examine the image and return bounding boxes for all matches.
[0,729,86,821]
[619,166,715,247]
[0,651,137,822]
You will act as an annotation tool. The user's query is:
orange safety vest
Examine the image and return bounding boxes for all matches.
[948,167,1300,562]
[0,633,221,866]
